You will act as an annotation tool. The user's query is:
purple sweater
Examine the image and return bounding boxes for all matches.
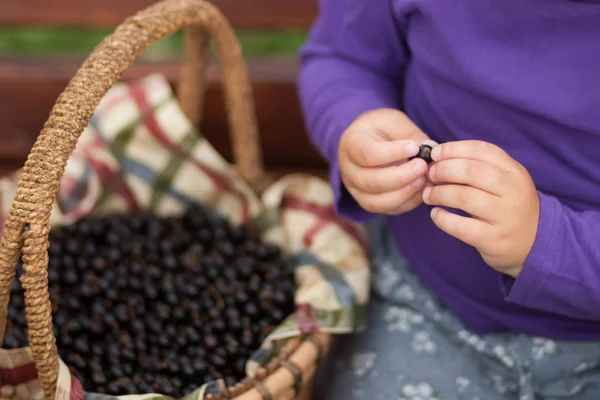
[298,0,600,340]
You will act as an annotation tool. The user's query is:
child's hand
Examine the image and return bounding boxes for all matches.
[338,108,435,215]
[424,140,540,277]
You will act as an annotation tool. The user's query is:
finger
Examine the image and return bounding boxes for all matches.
[382,138,439,168]
[428,159,506,196]
[347,158,428,193]
[423,184,499,221]
[350,183,426,214]
[430,207,490,248]
[421,138,439,147]
[431,140,515,170]
[387,190,424,214]
[369,108,430,142]
[349,138,420,167]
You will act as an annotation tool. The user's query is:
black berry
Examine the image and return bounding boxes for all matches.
[4,205,297,397]
[410,144,434,164]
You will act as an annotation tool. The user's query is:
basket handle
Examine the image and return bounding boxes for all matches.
[0,0,264,397]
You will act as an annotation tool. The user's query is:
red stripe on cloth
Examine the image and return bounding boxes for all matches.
[281,195,367,250]
[0,362,38,386]
[96,91,131,116]
[302,219,329,248]
[87,158,140,213]
[128,84,231,191]
[89,136,106,151]
[127,81,250,221]
[83,144,140,213]
[293,303,320,334]
[70,374,85,400]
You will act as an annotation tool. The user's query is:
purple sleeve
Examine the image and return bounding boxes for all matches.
[500,191,600,320]
[297,0,408,222]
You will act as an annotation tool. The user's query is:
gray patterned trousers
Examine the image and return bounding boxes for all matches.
[313,218,600,400]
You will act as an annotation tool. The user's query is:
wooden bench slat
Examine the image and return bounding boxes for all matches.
[0,56,327,171]
[0,0,318,29]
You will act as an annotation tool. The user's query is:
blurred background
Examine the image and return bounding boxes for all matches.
[0,27,307,58]
[0,0,326,178]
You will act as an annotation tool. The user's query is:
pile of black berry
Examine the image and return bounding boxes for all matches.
[4,205,296,397]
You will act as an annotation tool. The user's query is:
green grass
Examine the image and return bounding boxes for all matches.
[0,27,307,56]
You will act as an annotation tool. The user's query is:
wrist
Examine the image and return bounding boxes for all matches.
[503,265,523,279]
[502,181,540,276]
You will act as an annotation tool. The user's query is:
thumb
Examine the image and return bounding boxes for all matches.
[349,137,421,167]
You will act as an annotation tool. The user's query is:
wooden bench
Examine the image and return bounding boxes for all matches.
[0,0,327,180]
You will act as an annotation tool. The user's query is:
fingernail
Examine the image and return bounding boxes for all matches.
[430,207,438,219]
[423,185,432,202]
[411,177,426,189]
[404,142,418,156]
[431,146,441,160]
[412,161,425,175]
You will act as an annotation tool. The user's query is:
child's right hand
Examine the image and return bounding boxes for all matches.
[338,108,434,215]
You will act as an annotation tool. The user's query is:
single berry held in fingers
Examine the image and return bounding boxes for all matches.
[410,144,434,164]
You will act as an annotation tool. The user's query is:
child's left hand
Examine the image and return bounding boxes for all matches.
[423,140,540,278]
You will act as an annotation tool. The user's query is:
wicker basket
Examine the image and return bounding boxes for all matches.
[0,0,331,399]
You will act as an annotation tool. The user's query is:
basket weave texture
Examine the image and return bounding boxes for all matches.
[0,1,371,399]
